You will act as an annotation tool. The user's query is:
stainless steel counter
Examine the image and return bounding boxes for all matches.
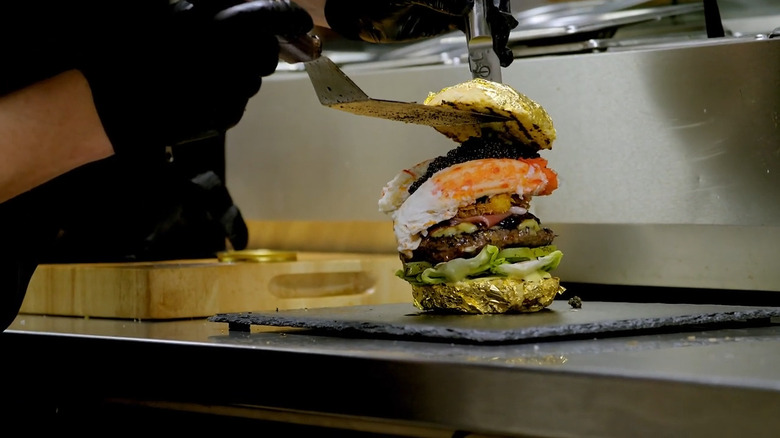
[5,307,780,437]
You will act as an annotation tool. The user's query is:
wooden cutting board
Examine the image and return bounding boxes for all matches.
[21,252,409,320]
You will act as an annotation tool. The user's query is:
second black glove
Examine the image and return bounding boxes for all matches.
[80,0,314,157]
[324,0,517,67]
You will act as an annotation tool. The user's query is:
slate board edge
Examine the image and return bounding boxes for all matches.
[208,308,780,343]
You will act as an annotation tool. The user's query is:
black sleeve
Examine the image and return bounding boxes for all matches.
[0,188,61,332]
[0,0,170,96]
[0,1,166,331]
[0,1,254,332]
[0,2,84,330]
[0,258,39,331]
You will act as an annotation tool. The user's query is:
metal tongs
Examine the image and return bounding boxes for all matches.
[466,0,503,83]
[278,33,508,126]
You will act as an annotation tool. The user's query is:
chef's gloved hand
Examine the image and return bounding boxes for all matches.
[44,164,249,264]
[80,0,314,157]
[486,0,518,67]
[324,0,518,67]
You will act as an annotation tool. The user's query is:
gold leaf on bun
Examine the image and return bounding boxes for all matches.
[424,78,556,149]
[412,276,565,314]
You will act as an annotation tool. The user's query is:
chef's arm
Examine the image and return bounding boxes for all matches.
[0,0,314,205]
[0,70,114,204]
[292,0,329,27]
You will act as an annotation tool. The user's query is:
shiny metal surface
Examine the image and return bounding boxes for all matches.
[226,36,780,292]
[466,0,502,82]
[6,313,780,436]
[513,0,653,28]
[385,2,705,61]
[277,33,323,64]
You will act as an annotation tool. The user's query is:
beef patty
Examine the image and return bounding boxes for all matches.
[406,214,556,264]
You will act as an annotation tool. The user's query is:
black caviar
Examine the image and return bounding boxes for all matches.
[408,134,540,194]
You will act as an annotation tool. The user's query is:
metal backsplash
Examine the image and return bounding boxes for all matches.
[226,35,780,292]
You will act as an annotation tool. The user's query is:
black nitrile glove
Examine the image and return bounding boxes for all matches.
[324,0,518,67]
[487,0,518,67]
[42,158,249,264]
[80,0,314,157]
[325,0,473,42]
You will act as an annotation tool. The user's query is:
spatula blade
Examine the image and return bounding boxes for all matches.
[303,56,370,104]
[303,56,506,126]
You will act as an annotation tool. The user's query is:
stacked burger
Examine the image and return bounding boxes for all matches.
[378,78,564,314]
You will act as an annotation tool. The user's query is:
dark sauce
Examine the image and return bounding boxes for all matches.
[496,213,536,229]
[408,133,540,194]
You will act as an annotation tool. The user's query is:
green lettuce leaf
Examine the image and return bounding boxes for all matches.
[491,250,563,277]
[396,245,564,285]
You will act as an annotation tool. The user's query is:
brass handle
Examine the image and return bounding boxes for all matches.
[278,33,323,64]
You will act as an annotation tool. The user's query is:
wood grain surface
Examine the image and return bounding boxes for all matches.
[22,250,408,320]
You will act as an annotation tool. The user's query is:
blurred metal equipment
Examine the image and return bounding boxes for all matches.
[466,0,503,82]
[376,0,708,63]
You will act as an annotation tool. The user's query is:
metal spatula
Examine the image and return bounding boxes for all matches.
[278,34,507,126]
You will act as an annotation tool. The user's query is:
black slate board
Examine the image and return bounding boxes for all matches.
[208,301,780,344]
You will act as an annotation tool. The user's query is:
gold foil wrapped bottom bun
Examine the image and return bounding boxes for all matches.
[411,276,564,314]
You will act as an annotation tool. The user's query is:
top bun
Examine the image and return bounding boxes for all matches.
[424,78,556,149]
